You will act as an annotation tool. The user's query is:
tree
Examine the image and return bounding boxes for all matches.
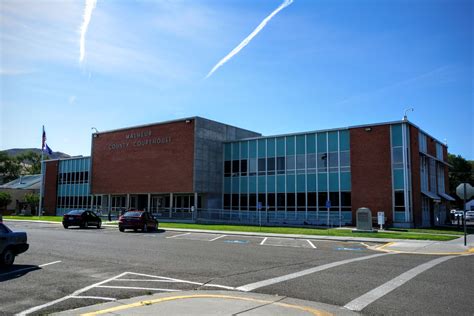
[0,152,21,184]
[17,151,43,175]
[24,192,40,213]
[448,154,474,208]
[0,192,12,211]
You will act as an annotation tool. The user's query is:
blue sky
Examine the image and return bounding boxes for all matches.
[1,0,472,159]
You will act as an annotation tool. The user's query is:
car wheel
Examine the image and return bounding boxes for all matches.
[119,227,124,232]
[143,224,148,232]
[97,221,101,229]
[1,249,15,266]
[84,222,89,229]
[63,224,69,229]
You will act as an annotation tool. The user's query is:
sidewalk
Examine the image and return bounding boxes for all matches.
[53,290,357,316]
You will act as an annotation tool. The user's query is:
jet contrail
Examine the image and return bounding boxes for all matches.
[205,0,293,79]
[79,0,97,63]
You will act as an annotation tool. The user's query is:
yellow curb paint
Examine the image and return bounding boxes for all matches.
[80,294,333,316]
[370,242,474,256]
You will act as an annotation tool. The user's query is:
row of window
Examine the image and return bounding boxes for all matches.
[58,172,89,184]
[57,195,101,209]
[223,192,351,211]
[224,152,350,177]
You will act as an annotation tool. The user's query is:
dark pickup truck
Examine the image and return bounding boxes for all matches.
[0,222,29,267]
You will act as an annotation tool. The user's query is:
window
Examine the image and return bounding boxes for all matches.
[419,132,427,153]
[286,193,295,211]
[249,158,257,176]
[277,193,285,210]
[394,190,405,212]
[240,160,248,176]
[318,153,327,172]
[240,194,248,210]
[392,147,403,169]
[297,193,306,211]
[307,192,316,209]
[296,154,305,172]
[328,152,338,172]
[258,194,266,209]
[436,143,443,160]
[224,161,231,177]
[307,153,316,171]
[286,155,295,173]
[267,193,275,210]
[224,194,231,209]
[258,158,266,176]
[329,192,339,208]
[267,157,275,175]
[232,160,240,177]
[318,192,328,209]
[277,157,285,174]
[341,192,351,206]
[340,151,350,172]
[231,194,239,209]
[249,194,257,211]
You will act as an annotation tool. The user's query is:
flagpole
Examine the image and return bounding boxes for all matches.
[38,126,44,218]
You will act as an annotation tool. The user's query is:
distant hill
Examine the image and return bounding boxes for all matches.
[2,148,70,160]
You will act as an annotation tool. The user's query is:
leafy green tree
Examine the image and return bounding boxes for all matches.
[0,192,12,211]
[24,192,40,213]
[448,154,474,207]
[17,151,43,175]
[0,152,21,184]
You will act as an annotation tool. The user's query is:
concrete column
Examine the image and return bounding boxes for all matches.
[108,194,111,212]
[90,195,94,211]
[126,193,130,210]
[194,192,198,222]
[147,193,151,213]
[169,193,174,218]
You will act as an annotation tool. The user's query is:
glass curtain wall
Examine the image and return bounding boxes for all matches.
[223,130,351,225]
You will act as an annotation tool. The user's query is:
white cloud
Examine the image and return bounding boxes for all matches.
[79,0,97,63]
[68,95,77,105]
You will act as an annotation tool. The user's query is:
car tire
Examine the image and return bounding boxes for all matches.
[97,221,101,229]
[143,224,148,232]
[119,227,124,232]
[1,249,15,266]
[84,222,88,229]
[63,224,68,229]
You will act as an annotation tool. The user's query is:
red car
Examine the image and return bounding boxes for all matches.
[118,210,158,232]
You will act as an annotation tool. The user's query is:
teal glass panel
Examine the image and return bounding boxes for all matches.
[296,135,305,154]
[240,141,248,159]
[328,131,338,152]
[224,178,231,194]
[286,136,295,155]
[306,134,316,154]
[329,172,339,191]
[267,175,275,193]
[267,138,276,157]
[341,211,352,222]
[394,212,405,222]
[240,177,248,193]
[277,137,285,156]
[232,178,239,193]
[318,173,327,191]
[258,139,266,158]
[391,124,403,147]
[317,133,327,153]
[339,130,350,151]
[286,175,296,193]
[277,175,285,193]
[232,143,240,160]
[249,176,257,193]
[249,140,257,158]
[393,169,404,190]
[340,172,351,191]
[307,174,316,191]
[258,176,266,193]
[297,175,306,193]
[224,143,232,160]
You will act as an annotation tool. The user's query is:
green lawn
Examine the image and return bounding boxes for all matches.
[3,216,461,241]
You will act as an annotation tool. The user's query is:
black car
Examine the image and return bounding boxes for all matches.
[62,210,102,229]
[0,222,29,266]
[118,210,158,232]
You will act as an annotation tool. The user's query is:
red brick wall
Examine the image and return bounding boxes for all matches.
[409,125,422,227]
[91,120,195,194]
[350,125,393,225]
[427,136,436,157]
[43,160,59,215]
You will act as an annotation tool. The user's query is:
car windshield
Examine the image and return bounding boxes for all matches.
[123,212,143,217]
[0,223,11,233]
[67,210,85,215]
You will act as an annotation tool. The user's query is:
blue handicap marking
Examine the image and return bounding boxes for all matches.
[224,240,249,244]
[335,247,363,251]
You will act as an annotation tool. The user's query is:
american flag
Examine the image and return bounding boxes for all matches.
[42,126,46,150]
[42,126,53,155]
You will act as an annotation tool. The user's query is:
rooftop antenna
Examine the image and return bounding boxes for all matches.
[91,127,99,133]
[403,108,414,121]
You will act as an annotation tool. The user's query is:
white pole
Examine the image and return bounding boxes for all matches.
[38,137,44,217]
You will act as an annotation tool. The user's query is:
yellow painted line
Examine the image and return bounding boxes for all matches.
[81,294,333,316]
[371,242,474,256]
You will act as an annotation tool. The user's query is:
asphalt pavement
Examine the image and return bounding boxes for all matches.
[1,221,472,316]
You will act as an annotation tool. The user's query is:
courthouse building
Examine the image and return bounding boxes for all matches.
[41,116,454,228]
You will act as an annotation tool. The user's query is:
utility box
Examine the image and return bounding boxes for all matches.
[354,207,374,232]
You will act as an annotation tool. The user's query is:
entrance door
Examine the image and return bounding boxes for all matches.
[421,197,430,227]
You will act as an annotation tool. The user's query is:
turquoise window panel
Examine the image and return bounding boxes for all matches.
[286,136,295,155]
[258,139,266,158]
[339,130,350,151]
[297,175,306,193]
[249,176,257,193]
[296,135,305,154]
[249,140,257,158]
[232,143,240,160]
[307,174,316,191]
[391,124,403,147]
[393,169,404,190]
[277,137,285,156]
[318,173,327,191]
[267,138,276,157]
[258,176,266,193]
[328,131,338,152]
[224,178,231,194]
[341,211,352,223]
[286,175,296,193]
[267,175,276,193]
[306,134,316,154]
[394,212,405,222]
[340,172,351,191]
[232,178,239,193]
[277,175,285,193]
[317,133,327,153]
[240,142,248,159]
[224,143,231,160]
[329,172,339,191]
[240,177,248,193]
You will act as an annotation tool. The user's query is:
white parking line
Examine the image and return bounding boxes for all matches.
[114,279,181,283]
[69,296,116,301]
[166,232,191,239]
[39,260,62,267]
[209,234,226,241]
[0,260,61,278]
[344,255,455,311]
[307,240,317,249]
[96,285,181,292]
[260,237,268,245]
[237,253,392,292]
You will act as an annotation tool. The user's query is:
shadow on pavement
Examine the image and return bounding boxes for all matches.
[0,264,41,282]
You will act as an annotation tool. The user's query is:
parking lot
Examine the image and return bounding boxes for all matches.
[1,221,473,316]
